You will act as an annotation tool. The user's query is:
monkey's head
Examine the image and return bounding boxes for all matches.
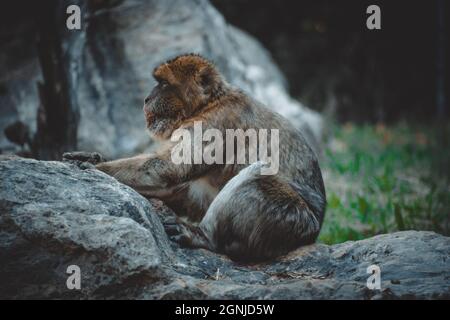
[143,54,225,138]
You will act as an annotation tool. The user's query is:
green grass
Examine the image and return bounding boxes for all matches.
[318,122,450,244]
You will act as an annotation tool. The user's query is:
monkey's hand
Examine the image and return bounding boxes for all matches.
[62,151,106,169]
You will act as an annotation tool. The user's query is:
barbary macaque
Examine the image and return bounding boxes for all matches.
[64,54,326,262]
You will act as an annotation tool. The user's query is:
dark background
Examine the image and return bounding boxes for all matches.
[1,0,448,124]
[212,0,449,123]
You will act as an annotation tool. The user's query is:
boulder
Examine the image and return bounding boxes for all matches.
[0,156,172,299]
[1,157,449,299]
[0,0,322,159]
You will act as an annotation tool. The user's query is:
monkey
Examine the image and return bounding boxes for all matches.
[63,54,326,262]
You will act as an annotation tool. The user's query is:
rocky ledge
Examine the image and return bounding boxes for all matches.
[0,157,449,299]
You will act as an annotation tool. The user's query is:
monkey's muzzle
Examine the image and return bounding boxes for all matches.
[144,109,155,127]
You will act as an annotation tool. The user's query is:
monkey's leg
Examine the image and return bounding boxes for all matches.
[171,162,325,262]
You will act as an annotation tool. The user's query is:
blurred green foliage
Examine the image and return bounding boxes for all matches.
[319,123,450,244]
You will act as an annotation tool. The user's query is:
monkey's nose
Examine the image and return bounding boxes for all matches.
[144,96,151,104]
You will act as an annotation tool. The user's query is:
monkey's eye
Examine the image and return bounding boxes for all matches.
[159,80,169,88]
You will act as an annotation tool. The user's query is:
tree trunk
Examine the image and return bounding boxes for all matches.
[33,0,85,160]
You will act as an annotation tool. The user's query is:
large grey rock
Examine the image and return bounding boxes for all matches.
[0,157,449,299]
[0,0,322,159]
[0,156,172,299]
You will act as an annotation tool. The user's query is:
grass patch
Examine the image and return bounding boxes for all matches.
[318,122,450,244]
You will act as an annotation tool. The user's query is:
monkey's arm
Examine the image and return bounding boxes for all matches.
[95,149,208,195]
[95,154,151,186]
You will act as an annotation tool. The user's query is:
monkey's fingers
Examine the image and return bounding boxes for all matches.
[156,211,178,225]
[62,151,105,165]
[164,221,208,249]
[163,221,195,247]
[62,159,96,171]
[163,222,183,236]
[62,151,91,161]
[170,234,192,248]
[78,162,96,170]
[163,222,191,247]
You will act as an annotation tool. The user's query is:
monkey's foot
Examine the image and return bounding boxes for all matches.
[163,220,211,250]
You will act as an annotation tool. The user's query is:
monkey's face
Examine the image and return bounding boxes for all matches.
[143,54,223,139]
[143,77,187,139]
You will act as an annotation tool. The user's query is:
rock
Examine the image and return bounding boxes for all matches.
[1,157,449,299]
[0,0,322,159]
[0,156,172,299]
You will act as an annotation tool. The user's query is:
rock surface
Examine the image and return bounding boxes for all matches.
[1,157,449,299]
[0,0,322,159]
